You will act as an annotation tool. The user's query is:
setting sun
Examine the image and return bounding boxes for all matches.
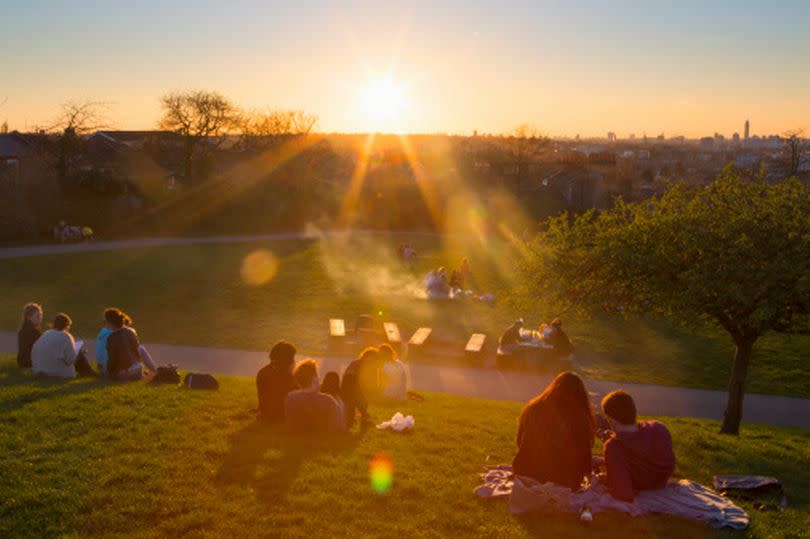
[358,77,406,131]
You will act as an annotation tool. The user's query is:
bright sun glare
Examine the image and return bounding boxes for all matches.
[359,77,406,131]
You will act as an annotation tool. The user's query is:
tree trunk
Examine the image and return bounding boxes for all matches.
[720,335,756,435]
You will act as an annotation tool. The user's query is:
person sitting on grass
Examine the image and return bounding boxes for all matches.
[256,341,298,423]
[17,302,43,369]
[105,308,157,381]
[341,346,382,427]
[31,313,96,378]
[379,343,407,400]
[285,359,345,433]
[320,370,345,420]
[546,317,574,358]
[498,319,527,354]
[512,371,595,490]
[600,390,676,502]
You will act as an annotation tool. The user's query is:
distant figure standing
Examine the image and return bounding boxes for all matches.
[17,303,43,369]
[256,341,298,423]
[285,359,345,433]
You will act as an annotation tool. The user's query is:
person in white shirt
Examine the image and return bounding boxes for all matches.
[31,313,81,379]
[379,343,408,400]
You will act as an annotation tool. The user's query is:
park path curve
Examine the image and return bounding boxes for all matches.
[1,331,808,430]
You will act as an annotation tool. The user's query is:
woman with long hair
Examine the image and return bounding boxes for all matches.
[512,371,595,490]
[17,303,43,368]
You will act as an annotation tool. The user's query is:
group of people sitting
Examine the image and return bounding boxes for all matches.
[425,258,476,299]
[16,302,157,380]
[499,317,574,358]
[255,341,408,433]
[514,371,676,502]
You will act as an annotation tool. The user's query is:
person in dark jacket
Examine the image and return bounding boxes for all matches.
[547,317,574,358]
[17,303,43,368]
[256,341,298,423]
[600,390,676,502]
[105,308,155,380]
[512,371,595,490]
[498,319,526,354]
[341,347,382,427]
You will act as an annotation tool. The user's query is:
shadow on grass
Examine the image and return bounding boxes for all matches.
[215,418,367,505]
[0,363,108,414]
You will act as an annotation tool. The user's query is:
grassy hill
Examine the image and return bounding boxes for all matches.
[0,234,808,397]
[0,360,808,538]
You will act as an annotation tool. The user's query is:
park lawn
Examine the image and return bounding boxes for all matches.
[0,360,808,538]
[0,234,808,397]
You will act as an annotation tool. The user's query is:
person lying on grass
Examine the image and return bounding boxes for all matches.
[17,302,43,369]
[105,308,157,381]
[256,341,298,423]
[512,371,595,490]
[31,312,96,378]
[285,359,345,433]
[600,390,676,502]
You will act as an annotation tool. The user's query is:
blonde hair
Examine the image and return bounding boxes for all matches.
[20,303,43,329]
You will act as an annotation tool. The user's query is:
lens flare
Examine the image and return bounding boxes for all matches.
[240,249,279,286]
[369,453,393,494]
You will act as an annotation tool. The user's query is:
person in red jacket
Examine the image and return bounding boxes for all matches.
[601,390,676,502]
[512,371,595,490]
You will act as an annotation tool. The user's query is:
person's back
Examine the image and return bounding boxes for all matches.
[95,327,114,374]
[106,326,140,377]
[284,390,344,433]
[601,390,676,502]
[257,341,298,423]
[32,328,77,379]
[382,359,407,400]
[499,320,524,348]
[17,318,42,369]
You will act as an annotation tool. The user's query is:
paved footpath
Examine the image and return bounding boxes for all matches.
[2,331,809,429]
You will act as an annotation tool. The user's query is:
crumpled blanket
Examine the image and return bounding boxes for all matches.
[376,412,414,432]
[475,465,749,530]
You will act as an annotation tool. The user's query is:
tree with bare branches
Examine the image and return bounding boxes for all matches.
[158,90,238,183]
[47,101,110,188]
[501,123,550,188]
[783,129,805,177]
[236,109,318,152]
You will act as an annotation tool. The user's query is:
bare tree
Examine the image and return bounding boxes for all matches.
[47,101,110,187]
[158,90,238,182]
[236,109,318,151]
[783,129,805,177]
[500,123,550,187]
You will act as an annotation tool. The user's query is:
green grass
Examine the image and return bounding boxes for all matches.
[0,359,808,538]
[1,234,808,397]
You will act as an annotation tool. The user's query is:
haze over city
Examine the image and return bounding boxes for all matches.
[3,0,810,136]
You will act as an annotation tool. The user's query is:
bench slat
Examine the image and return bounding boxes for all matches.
[383,322,401,343]
[329,318,346,338]
[465,333,486,352]
[408,327,432,346]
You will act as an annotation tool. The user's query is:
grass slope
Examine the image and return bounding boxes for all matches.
[0,235,808,397]
[0,360,808,538]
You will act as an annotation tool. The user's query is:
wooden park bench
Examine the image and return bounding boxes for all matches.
[383,322,402,346]
[407,327,432,361]
[465,333,487,363]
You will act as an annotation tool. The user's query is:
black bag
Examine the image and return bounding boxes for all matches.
[183,372,219,390]
[153,365,181,384]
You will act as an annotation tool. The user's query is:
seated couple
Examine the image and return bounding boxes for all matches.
[256,342,407,432]
[16,302,156,381]
[513,371,675,502]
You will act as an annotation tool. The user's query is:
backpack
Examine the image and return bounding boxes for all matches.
[153,365,181,384]
[183,372,219,390]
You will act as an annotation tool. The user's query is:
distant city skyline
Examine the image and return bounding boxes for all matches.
[3,1,810,136]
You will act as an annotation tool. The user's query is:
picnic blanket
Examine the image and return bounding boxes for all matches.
[475,465,749,530]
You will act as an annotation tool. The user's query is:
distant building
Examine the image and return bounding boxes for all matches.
[744,120,750,140]
[732,132,740,143]
[607,132,617,143]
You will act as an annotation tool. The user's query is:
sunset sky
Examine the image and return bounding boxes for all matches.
[3,0,809,137]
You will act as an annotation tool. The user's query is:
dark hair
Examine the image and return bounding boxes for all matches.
[53,313,72,331]
[320,371,341,398]
[358,346,380,363]
[20,303,43,329]
[378,343,397,362]
[602,390,637,425]
[551,317,562,327]
[269,340,297,369]
[293,359,318,388]
[104,307,131,329]
[519,371,594,443]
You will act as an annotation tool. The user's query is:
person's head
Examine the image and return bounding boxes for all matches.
[551,317,563,329]
[358,346,380,365]
[378,343,398,364]
[601,390,637,427]
[520,371,594,439]
[320,371,341,397]
[52,313,72,332]
[103,307,131,330]
[269,340,297,373]
[513,318,524,329]
[293,358,319,390]
[21,303,43,328]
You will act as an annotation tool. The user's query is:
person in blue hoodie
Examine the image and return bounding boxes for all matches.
[95,317,115,375]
